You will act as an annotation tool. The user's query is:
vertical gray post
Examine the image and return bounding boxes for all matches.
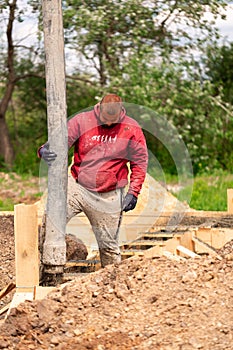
[42,0,68,275]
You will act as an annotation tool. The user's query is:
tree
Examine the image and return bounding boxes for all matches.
[0,0,17,167]
[204,42,233,170]
[206,42,233,104]
[62,0,227,86]
[0,0,231,174]
[0,0,42,168]
[108,51,233,173]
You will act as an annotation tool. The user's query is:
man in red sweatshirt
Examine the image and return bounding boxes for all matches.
[39,94,148,267]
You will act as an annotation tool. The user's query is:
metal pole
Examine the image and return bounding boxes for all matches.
[41,0,68,276]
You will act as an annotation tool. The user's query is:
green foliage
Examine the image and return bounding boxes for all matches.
[13,146,41,176]
[205,42,233,104]
[178,171,233,211]
[62,0,227,85]
[109,53,233,174]
[0,198,14,211]
[66,80,100,116]
[0,0,233,181]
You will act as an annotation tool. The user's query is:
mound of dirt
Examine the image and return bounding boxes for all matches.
[0,215,15,312]
[217,239,233,260]
[1,201,233,349]
[0,254,233,350]
[66,234,88,261]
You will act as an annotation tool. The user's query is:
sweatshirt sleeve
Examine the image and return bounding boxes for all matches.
[128,127,148,197]
[67,114,80,148]
[37,142,49,158]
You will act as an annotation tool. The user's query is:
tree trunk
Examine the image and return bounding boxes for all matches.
[0,0,17,168]
[0,117,14,167]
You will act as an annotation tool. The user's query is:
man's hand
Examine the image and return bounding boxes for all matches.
[122,193,137,212]
[39,143,57,166]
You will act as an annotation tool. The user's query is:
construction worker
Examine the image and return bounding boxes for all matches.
[39,94,148,267]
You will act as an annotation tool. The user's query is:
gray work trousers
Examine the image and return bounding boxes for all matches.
[66,174,123,267]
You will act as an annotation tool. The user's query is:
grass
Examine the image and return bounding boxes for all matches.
[177,171,233,211]
[0,198,15,211]
[0,170,233,212]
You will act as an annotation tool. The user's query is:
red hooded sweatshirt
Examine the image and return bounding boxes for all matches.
[67,103,148,197]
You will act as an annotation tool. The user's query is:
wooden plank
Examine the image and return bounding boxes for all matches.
[14,203,39,288]
[195,228,212,245]
[163,236,180,254]
[34,286,55,300]
[121,250,145,256]
[193,227,233,250]
[176,245,200,258]
[163,251,186,261]
[227,189,233,213]
[15,286,35,294]
[143,245,163,259]
[0,283,15,300]
[192,236,221,258]
[179,231,195,252]
[65,260,100,268]
[123,240,165,247]
[7,292,34,316]
[211,229,225,249]
[223,229,233,245]
[211,228,233,249]
[6,286,55,318]
[136,232,178,239]
[0,303,11,316]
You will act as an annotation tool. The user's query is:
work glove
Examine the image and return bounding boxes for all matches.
[39,143,57,166]
[122,193,137,212]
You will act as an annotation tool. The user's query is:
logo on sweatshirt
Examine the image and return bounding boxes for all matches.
[91,134,117,143]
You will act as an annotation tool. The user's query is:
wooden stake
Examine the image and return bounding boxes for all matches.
[14,203,39,288]
[227,189,233,213]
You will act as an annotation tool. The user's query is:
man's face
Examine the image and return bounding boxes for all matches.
[100,102,121,126]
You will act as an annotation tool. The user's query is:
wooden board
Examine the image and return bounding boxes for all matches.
[227,189,233,213]
[14,203,39,288]
[0,283,15,300]
[192,236,222,258]
[0,303,11,316]
[179,231,194,252]
[7,292,34,315]
[176,245,200,258]
[195,227,233,249]
[34,286,55,300]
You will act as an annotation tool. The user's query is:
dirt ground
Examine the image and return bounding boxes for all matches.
[0,172,233,349]
[0,215,15,313]
[0,214,233,350]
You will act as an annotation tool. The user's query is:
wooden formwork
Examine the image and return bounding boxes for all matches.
[1,196,233,318]
[3,203,56,318]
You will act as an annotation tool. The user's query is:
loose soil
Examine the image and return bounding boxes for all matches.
[0,214,233,350]
[0,215,15,312]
